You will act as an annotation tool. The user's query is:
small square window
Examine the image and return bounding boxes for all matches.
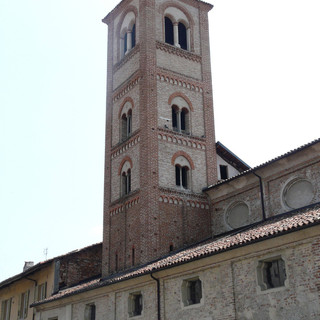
[128,292,142,317]
[257,257,286,291]
[181,277,202,307]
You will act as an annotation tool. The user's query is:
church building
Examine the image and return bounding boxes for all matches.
[1,0,320,319]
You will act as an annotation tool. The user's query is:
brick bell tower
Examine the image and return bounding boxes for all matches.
[102,0,217,277]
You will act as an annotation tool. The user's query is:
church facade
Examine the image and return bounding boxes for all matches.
[1,0,320,319]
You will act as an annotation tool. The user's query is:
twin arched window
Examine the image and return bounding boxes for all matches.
[121,109,132,141]
[164,5,191,51]
[119,158,132,197]
[172,153,194,190]
[175,165,189,189]
[165,17,188,50]
[122,168,131,196]
[119,11,136,60]
[172,105,189,133]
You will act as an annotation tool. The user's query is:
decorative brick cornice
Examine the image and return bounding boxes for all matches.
[158,129,206,150]
[158,188,209,209]
[156,69,203,93]
[111,131,140,159]
[113,72,142,102]
[156,41,201,63]
[109,194,140,216]
[113,44,140,74]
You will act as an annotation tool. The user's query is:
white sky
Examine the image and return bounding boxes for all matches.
[0,0,319,282]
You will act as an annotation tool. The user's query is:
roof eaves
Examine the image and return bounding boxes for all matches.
[204,138,320,192]
[31,204,320,306]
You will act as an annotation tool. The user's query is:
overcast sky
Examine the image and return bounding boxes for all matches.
[1,0,319,282]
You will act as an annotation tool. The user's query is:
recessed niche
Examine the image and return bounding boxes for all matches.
[283,178,314,209]
[226,202,249,229]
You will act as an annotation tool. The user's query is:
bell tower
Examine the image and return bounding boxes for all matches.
[102,0,217,277]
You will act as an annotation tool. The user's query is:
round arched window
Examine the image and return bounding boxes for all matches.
[283,179,314,209]
[226,202,249,229]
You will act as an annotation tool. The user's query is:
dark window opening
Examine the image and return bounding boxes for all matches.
[129,293,143,317]
[127,110,132,136]
[165,17,174,45]
[132,247,135,266]
[175,165,189,189]
[263,259,286,289]
[188,279,202,305]
[169,244,174,252]
[220,165,228,180]
[172,106,178,131]
[175,165,181,186]
[178,22,187,50]
[124,32,128,54]
[181,108,188,131]
[122,169,131,196]
[121,110,132,141]
[182,166,188,188]
[131,24,136,48]
[89,305,96,320]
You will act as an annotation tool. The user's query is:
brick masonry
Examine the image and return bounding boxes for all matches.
[102,0,217,276]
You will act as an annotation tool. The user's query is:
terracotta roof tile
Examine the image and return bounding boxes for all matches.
[32,204,320,306]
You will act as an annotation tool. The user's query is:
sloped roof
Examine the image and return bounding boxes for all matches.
[0,243,102,289]
[204,137,320,191]
[31,203,320,306]
[216,141,251,172]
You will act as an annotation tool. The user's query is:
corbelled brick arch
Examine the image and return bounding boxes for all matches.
[168,92,194,112]
[118,156,133,175]
[171,151,195,170]
[118,97,135,119]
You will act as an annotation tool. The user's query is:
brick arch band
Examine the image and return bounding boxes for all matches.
[118,97,134,119]
[168,92,194,111]
[160,1,195,28]
[118,156,133,175]
[171,151,195,170]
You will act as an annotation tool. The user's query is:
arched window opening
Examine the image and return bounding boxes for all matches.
[121,109,132,141]
[124,32,128,56]
[175,165,189,189]
[171,106,189,134]
[132,24,136,48]
[181,108,189,132]
[172,105,179,131]
[122,169,131,196]
[165,17,174,45]
[178,22,187,50]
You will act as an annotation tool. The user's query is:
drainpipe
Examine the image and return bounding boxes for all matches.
[25,277,37,286]
[150,273,161,320]
[252,171,266,221]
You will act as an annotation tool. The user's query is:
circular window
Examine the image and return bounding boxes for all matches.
[226,202,249,229]
[283,179,314,209]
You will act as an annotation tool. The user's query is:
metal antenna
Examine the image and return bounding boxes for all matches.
[43,248,48,260]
